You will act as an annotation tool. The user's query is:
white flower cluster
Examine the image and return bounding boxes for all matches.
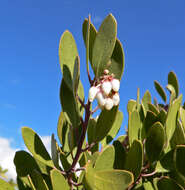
[88,70,120,110]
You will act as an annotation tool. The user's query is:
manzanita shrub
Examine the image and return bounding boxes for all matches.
[1,14,185,190]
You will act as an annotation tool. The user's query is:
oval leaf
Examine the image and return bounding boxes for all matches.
[94,106,118,142]
[94,170,134,190]
[128,110,141,146]
[60,78,80,127]
[94,145,115,171]
[165,94,182,144]
[125,140,143,180]
[92,14,117,77]
[174,145,185,178]
[157,177,183,190]
[168,71,179,98]
[50,169,70,190]
[59,30,79,91]
[145,122,165,162]
[154,80,167,103]
[22,127,54,167]
[14,150,41,177]
[108,39,125,80]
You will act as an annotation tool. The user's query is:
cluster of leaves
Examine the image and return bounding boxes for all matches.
[0,14,185,190]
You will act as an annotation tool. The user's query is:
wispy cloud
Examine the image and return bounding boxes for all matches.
[3,104,16,109]
[10,79,20,85]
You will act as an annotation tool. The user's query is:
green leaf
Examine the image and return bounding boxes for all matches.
[94,170,134,190]
[160,149,175,171]
[84,16,91,76]
[165,95,182,145]
[145,122,165,162]
[59,152,71,171]
[141,90,152,116]
[84,162,95,190]
[57,112,70,153]
[94,145,115,171]
[144,111,157,135]
[0,178,15,190]
[22,127,54,167]
[128,110,141,146]
[166,84,176,104]
[125,140,143,180]
[50,169,70,190]
[148,103,159,115]
[82,18,97,66]
[51,134,59,169]
[59,30,79,91]
[87,118,99,153]
[94,106,118,142]
[87,118,97,144]
[60,78,80,128]
[108,39,125,80]
[92,14,117,77]
[174,145,185,178]
[73,55,80,96]
[127,100,137,114]
[77,80,85,116]
[14,150,41,177]
[180,107,185,131]
[113,140,126,170]
[157,177,184,190]
[101,111,123,146]
[143,181,154,190]
[157,108,167,126]
[17,177,32,190]
[116,135,127,144]
[170,121,185,148]
[168,71,179,98]
[154,80,167,103]
[31,170,49,190]
[155,161,169,173]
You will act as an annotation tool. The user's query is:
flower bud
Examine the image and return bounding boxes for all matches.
[101,81,112,95]
[105,98,114,110]
[111,79,120,92]
[88,86,98,102]
[96,92,106,107]
[103,69,109,75]
[112,93,120,106]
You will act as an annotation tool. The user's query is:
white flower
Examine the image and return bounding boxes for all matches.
[96,92,106,107]
[105,98,114,110]
[111,79,120,92]
[101,81,112,95]
[88,86,98,102]
[112,93,120,106]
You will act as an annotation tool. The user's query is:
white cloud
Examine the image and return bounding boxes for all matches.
[0,137,18,181]
[0,135,51,182]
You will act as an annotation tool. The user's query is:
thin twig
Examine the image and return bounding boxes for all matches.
[77,95,86,108]
[67,101,91,187]
[82,142,96,152]
[141,170,157,177]
[91,106,99,114]
[74,167,85,172]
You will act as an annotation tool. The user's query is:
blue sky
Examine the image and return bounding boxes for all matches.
[0,0,185,153]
